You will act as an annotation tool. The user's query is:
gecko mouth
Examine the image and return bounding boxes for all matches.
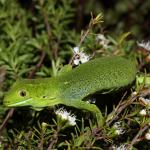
[4,97,60,108]
[3,98,33,107]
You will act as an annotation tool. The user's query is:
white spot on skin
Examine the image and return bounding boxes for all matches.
[64,81,69,85]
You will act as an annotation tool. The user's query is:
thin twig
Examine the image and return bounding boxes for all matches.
[114,91,128,111]
[140,88,150,97]
[79,28,91,46]
[127,124,149,150]
[28,50,46,78]
[0,108,14,135]
[47,131,59,150]
[38,129,44,150]
[106,94,138,126]
[40,3,52,45]
[40,2,58,59]
[79,13,103,46]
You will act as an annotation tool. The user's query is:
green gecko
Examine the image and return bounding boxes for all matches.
[3,56,137,127]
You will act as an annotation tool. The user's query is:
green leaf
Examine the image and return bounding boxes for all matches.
[118,32,131,45]
[58,64,72,76]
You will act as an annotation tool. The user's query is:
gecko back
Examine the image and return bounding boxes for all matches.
[58,56,137,100]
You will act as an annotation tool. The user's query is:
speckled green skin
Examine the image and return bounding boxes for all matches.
[3,56,137,127]
[58,56,136,101]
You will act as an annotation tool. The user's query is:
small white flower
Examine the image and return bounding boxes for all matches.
[42,122,48,127]
[113,121,122,128]
[139,97,150,106]
[112,144,128,150]
[115,129,125,135]
[87,98,96,104]
[74,59,80,65]
[96,34,106,41]
[132,91,137,96]
[96,34,110,49]
[145,133,150,140]
[55,107,76,126]
[55,108,69,120]
[72,47,90,65]
[68,114,76,126]
[80,53,90,63]
[41,122,48,130]
[113,121,126,135]
[137,40,150,51]
[73,46,80,53]
[139,109,147,116]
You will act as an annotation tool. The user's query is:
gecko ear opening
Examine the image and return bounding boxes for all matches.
[42,95,48,99]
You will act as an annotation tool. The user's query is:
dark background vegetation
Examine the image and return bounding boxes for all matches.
[0,0,150,149]
[18,0,150,38]
[76,0,150,38]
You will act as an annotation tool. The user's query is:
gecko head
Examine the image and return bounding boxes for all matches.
[3,79,59,109]
[3,80,34,107]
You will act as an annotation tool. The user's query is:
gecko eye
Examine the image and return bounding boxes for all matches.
[19,90,27,97]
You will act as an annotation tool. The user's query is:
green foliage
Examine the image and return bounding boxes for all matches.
[0,0,150,149]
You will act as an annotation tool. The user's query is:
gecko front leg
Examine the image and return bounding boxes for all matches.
[68,99,104,127]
